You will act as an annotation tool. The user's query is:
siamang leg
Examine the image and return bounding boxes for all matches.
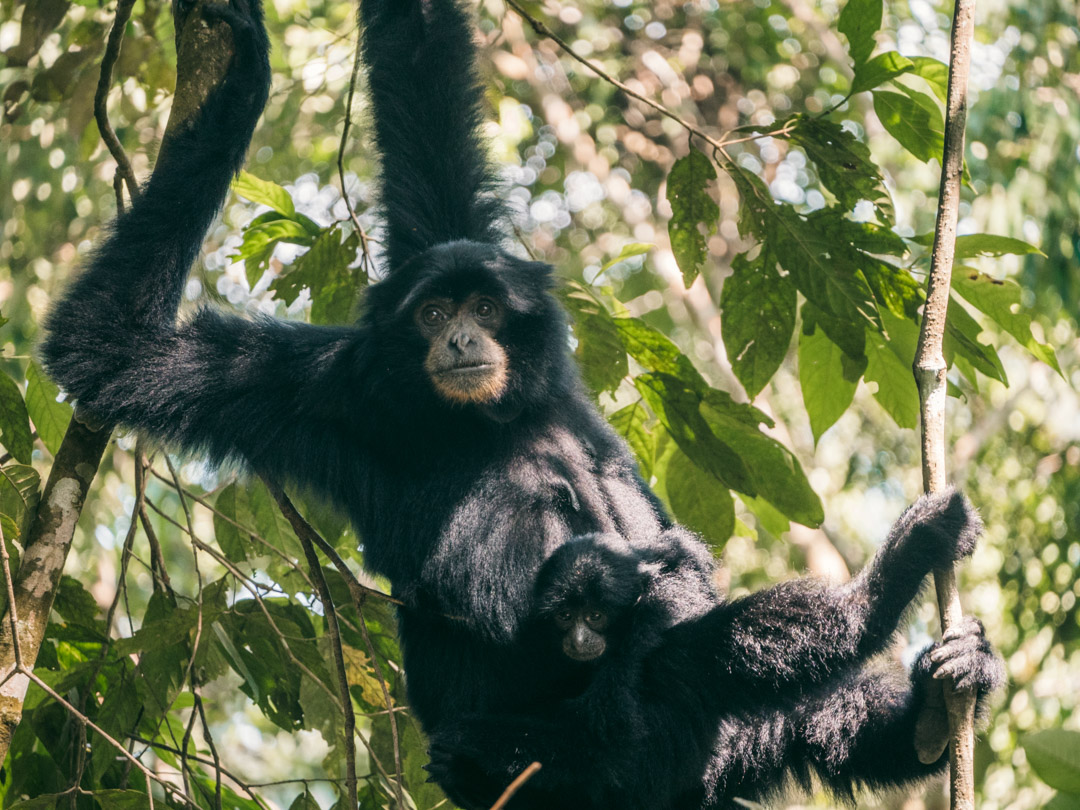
[42,0,364,495]
[664,488,983,693]
[359,0,506,268]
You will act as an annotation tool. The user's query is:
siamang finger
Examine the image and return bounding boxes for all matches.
[941,615,983,642]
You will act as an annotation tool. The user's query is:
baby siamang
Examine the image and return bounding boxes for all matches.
[427,490,1004,809]
[40,0,1001,804]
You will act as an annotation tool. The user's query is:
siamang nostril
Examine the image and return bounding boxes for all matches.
[450,331,472,352]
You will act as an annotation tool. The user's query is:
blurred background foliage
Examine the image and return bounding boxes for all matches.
[0,0,1078,807]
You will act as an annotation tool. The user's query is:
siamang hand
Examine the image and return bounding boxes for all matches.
[912,616,1005,763]
[901,488,984,570]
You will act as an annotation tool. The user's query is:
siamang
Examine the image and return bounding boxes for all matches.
[426,490,1005,809]
[40,0,1001,804]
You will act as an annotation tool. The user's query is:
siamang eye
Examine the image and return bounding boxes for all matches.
[475,300,495,319]
[556,610,572,622]
[587,611,604,623]
[422,306,445,325]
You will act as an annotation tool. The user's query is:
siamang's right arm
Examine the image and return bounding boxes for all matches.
[41,0,363,495]
[360,0,506,269]
[673,489,983,692]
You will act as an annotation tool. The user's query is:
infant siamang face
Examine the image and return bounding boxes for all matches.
[415,291,509,404]
[553,602,611,662]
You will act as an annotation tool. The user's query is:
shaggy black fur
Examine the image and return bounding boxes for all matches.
[39,0,1002,805]
[426,490,1005,810]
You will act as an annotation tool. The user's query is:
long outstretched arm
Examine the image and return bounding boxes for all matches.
[41,0,362,494]
[360,0,506,270]
[670,489,983,692]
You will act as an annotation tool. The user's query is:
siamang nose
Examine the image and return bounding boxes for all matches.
[450,330,473,352]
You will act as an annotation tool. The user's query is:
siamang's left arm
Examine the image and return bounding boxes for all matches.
[360,0,506,270]
[677,489,983,692]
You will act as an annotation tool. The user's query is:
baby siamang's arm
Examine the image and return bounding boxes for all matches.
[678,489,982,692]
[360,0,506,269]
[41,0,363,494]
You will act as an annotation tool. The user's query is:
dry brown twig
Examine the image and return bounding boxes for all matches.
[95,0,141,206]
[911,0,980,808]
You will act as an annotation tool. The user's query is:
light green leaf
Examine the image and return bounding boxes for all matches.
[720,248,797,399]
[838,0,883,66]
[249,480,303,560]
[601,242,653,272]
[0,371,33,464]
[608,400,655,480]
[953,234,1045,260]
[234,171,296,217]
[944,296,1007,384]
[952,268,1060,374]
[270,225,363,325]
[908,56,949,102]
[852,51,914,94]
[798,318,865,444]
[872,89,945,163]
[666,148,719,286]
[25,361,71,456]
[1023,729,1080,793]
[235,217,317,288]
[863,329,919,428]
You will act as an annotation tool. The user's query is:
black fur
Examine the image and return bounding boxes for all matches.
[39,0,1002,805]
[426,490,1004,809]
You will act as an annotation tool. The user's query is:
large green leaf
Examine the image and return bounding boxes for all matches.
[0,370,33,464]
[852,51,914,95]
[24,362,71,457]
[720,248,797,399]
[952,268,1060,373]
[564,284,629,396]
[608,400,656,480]
[863,327,919,428]
[872,89,945,163]
[233,170,297,217]
[1023,729,1080,793]
[943,296,1007,384]
[666,148,719,286]
[214,481,255,563]
[838,0,882,66]
[270,224,363,325]
[656,438,734,549]
[908,56,949,102]
[798,317,865,443]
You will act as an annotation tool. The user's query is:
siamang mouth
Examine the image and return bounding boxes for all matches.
[439,363,495,375]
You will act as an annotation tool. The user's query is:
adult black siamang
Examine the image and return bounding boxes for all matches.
[428,492,1004,810]
[41,0,1001,805]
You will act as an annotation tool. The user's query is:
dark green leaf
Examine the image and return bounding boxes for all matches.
[943,296,1007,384]
[863,328,919,428]
[1023,729,1080,793]
[1046,793,1080,810]
[236,218,317,288]
[657,440,734,549]
[852,51,913,94]
[289,791,322,810]
[720,249,797,399]
[798,319,865,443]
[24,362,71,456]
[250,479,303,560]
[666,148,719,286]
[0,370,33,464]
[613,317,707,387]
[838,0,882,66]
[214,481,254,563]
[234,170,296,217]
[271,225,363,325]
[788,117,893,220]
[608,400,655,480]
[951,234,1046,260]
[0,463,41,539]
[953,268,1060,373]
[564,286,629,395]
[872,90,945,163]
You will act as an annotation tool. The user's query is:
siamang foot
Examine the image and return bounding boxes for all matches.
[902,487,984,569]
[912,616,1005,763]
[424,734,505,810]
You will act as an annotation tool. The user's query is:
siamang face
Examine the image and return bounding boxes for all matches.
[552,601,612,662]
[414,291,509,404]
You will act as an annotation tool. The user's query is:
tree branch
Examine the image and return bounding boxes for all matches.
[912,0,979,807]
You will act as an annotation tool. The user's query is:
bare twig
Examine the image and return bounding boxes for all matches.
[95,0,140,204]
[489,762,542,810]
[911,0,980,807]
[338,2,374,276]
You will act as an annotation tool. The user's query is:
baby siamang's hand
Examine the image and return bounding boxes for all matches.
[912,616,1005,763]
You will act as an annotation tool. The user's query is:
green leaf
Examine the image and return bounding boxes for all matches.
[613,317,707,387]
[12,791,152,810]
[1046,793,1080,810]
[214,482,254,563]
[1023,729,1080,793]
[271,225,363,325]
[0,464,41,539]
[666,148,719,286]
[838,0,882,67]
[289,791,323,810]
[657,440,734,549]
[720,248,797,399]
[0,370,33,464]
[235,217,317,288]
[563,286,629,396]
[601,242,653,272]
[24,362,71,456]
[944,296,1007,384]
[234,171,296,217]
[249,480,303,560]
[788,116,893,220]
[852,51,914,94]
[952,234,1045,260]
[908,56,950,102]
[608,400,655,480]
[952,268,1060,373]
[863,328,919,428]
[872,89,945,163]
[798,318,865,443]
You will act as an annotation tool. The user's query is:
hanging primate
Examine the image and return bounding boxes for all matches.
[40,0,1002,805]
[425,491,1004,809]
